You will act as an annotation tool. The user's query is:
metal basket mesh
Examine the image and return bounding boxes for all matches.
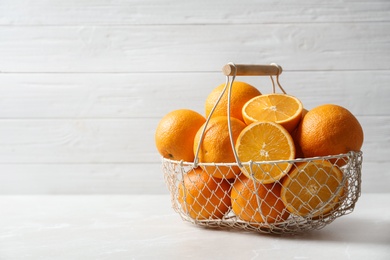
[162,151,362,235]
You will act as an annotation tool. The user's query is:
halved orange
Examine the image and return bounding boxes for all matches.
[280,161,345,218]
[235,121,295,183]
[242,93,303,132]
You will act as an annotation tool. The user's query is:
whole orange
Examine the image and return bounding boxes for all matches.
[295,104,363,160]
[178,167,231,220]
[155,109,206,162]
[231,175,290,224]
[193,116,246,179]
[291,108,309,159]
[205,81,261,122]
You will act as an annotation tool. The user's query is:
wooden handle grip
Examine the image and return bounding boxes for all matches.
[222,63,282,76]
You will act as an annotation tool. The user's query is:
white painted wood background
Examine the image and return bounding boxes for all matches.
[0,0,389,194]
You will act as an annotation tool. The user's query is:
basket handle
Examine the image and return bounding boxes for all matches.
[222,63,282,76]
[194,62,284,168]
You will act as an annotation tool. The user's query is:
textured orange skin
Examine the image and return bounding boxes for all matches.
[295,104,363,163]
[231,175,290,223]
[155,109,206,162]
[291,108,309,159]
[205,81,261,122]
[178,168,231,220]
[193,116,246,179]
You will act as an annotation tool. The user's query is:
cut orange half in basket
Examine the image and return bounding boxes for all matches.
[281,161,345,218]
[235,121,295,183]
[242,93,303,132]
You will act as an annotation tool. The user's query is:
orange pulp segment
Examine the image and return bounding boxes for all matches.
[235,121,295,184]
[242,93,303,132]
[281,161,345,217]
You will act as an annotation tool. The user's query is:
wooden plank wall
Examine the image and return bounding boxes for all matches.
[0,0,389,194]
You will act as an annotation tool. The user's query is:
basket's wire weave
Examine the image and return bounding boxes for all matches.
[163,151,362,235]
[162,62,363,235]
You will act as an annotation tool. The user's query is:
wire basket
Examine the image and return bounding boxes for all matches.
[163,152,362,235]
[161,63,363,235]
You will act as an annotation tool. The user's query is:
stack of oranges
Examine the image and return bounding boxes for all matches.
[155,80,364,224]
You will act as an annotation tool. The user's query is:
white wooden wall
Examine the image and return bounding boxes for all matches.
[0,0,389,194]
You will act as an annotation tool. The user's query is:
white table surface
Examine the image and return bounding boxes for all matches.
[0,194,389,260]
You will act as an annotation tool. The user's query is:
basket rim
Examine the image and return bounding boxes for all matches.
[161,150,362,166]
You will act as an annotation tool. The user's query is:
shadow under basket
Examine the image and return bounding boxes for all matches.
[162,151,363,235]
